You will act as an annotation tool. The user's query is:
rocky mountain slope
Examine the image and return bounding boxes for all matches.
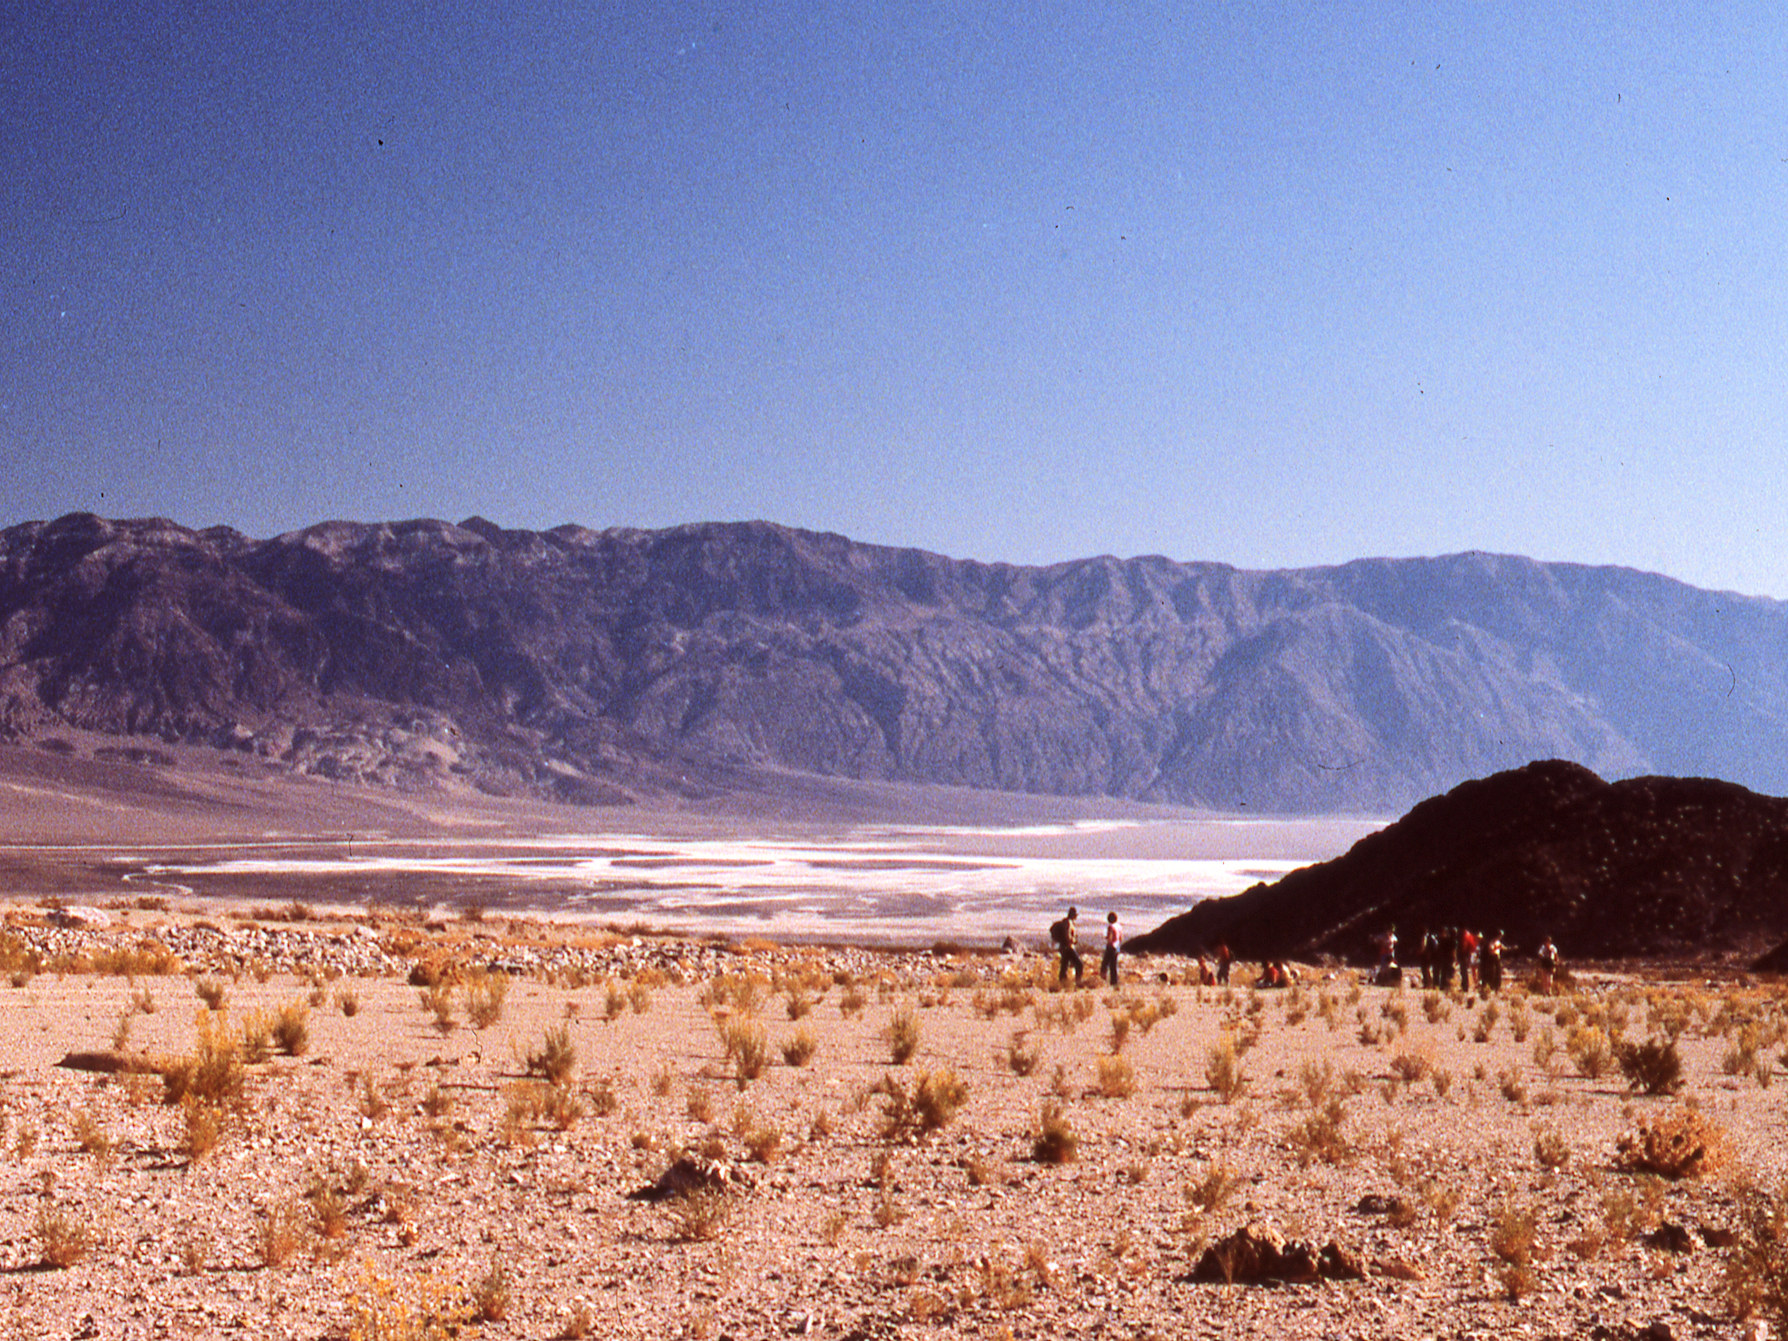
[1128,759,1788,962]
[1,513,1785,814]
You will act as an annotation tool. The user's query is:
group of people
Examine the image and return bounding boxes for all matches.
[1043,905,1562,997]
[1376,925,1561,993]
[1049,906,1125,987]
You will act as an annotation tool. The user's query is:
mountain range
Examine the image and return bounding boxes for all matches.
[1,512,1784,815]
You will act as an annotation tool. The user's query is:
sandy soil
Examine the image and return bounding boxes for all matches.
[0,900,1782,1340]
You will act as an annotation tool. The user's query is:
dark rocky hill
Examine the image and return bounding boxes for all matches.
[1,513,1787,813]
[1127,760,1788,962]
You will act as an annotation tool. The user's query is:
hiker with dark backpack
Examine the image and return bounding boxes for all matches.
[1049,906,1084,986]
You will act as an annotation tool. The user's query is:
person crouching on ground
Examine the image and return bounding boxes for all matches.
[1101,911,1122,987]
[1050,906,1084,986]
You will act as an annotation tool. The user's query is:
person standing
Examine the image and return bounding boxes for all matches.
[1481,930,1505,992]
[1536,934,1560,995]
[1100,911,1122,987]
[1050,906,1084,986]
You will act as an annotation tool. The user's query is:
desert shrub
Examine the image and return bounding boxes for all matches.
[664,1186,738,1243]
[1615,1104,1730,1179]
[306,1177,350,1241]
[1567,1024,1614,1080]
[581,1075,617,1117]
[1107,1011,1132,1053]
[183,1097,223,1160]
[525,1025,578,1086]
[234,1010,272,1064]
[887,1005,922,1065]
[1498,1067,1529,1105]
[418,983,455,1033]
[1032,1101,1079,1164]
[195,978,228,1011]
[1205,1036,1247,1103]
[1724,1182,1788,1328]
[1617,1036,1684,1095]
[780,1027,817,1067]
[876,1069,969,1141]
[474,1264,511,1322]
[1007,1029,1041,1077]
[1288,1097,1352,1167]
[1096,1054,1136,1099]
[743,1121,784,1164]
[72,1110,113,1162]
[627,980,652,1014]
[157,1010,247,1109]
[1531,1025,1558,1069]
[257,1200,308,1269]
[335,986,360,1017]
[1297,1058,1336,1106]
[718,1017,768,1086]
[36,1201,91,1268]
[1182,1162,1242,1218]
[272,1000,311,1056]
[1489,1200,1545,1277]
[1533,1124,1571,1170]
[343,1264,471,1341]
[686,1085,716,1124]
[464,973,509,1029]
[1389,1049,1431,1083]
[839,985,868,1017]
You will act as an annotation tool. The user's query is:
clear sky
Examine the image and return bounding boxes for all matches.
[5,3,1786,594]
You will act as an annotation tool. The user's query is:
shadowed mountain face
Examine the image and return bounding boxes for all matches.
[1127,760,1788,963]
[1,513,1785,813]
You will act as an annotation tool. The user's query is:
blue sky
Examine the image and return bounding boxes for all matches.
[5,3,1785,594]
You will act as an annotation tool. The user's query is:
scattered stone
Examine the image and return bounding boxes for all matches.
[1190,1222,1365,1284]
[627,1155,756,1203]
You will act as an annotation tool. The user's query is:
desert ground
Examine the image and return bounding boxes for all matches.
[0,896,1784,1341]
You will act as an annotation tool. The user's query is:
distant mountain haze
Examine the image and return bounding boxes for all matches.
[0,513,1783,814]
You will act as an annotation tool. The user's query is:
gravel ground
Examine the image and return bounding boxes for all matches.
[0,901,1783,1340]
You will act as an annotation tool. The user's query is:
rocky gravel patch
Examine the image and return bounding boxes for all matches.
[0,901,1782,1339]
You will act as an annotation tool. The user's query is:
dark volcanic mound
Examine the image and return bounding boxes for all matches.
[1128,760,1788,963]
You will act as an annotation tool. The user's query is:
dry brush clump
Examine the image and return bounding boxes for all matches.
[464,971,510,1029]
[36,1197,92,1268]
[1616,1036,1684,1095]
[1615,1104,1730,1179]
[1724,1182,1788,1329]
[1287,1097,1352,1167]
[875,1068,969,1142]
[780,1027,818,1067]
[1031,1101,1079,1164]
[717,1016,769,1086]
[887,1004,922,1065]
[1205,1036,1247,1103]
[525,1024,579,1086]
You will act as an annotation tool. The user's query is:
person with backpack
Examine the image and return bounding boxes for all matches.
[1049,906,1083,986]
[1100,911,1122,987]
[1536,935,1560,995]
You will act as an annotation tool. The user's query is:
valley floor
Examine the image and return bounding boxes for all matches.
[0,901,1781,1340]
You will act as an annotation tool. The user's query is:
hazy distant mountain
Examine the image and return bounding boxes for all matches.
[1,512,1784,814]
